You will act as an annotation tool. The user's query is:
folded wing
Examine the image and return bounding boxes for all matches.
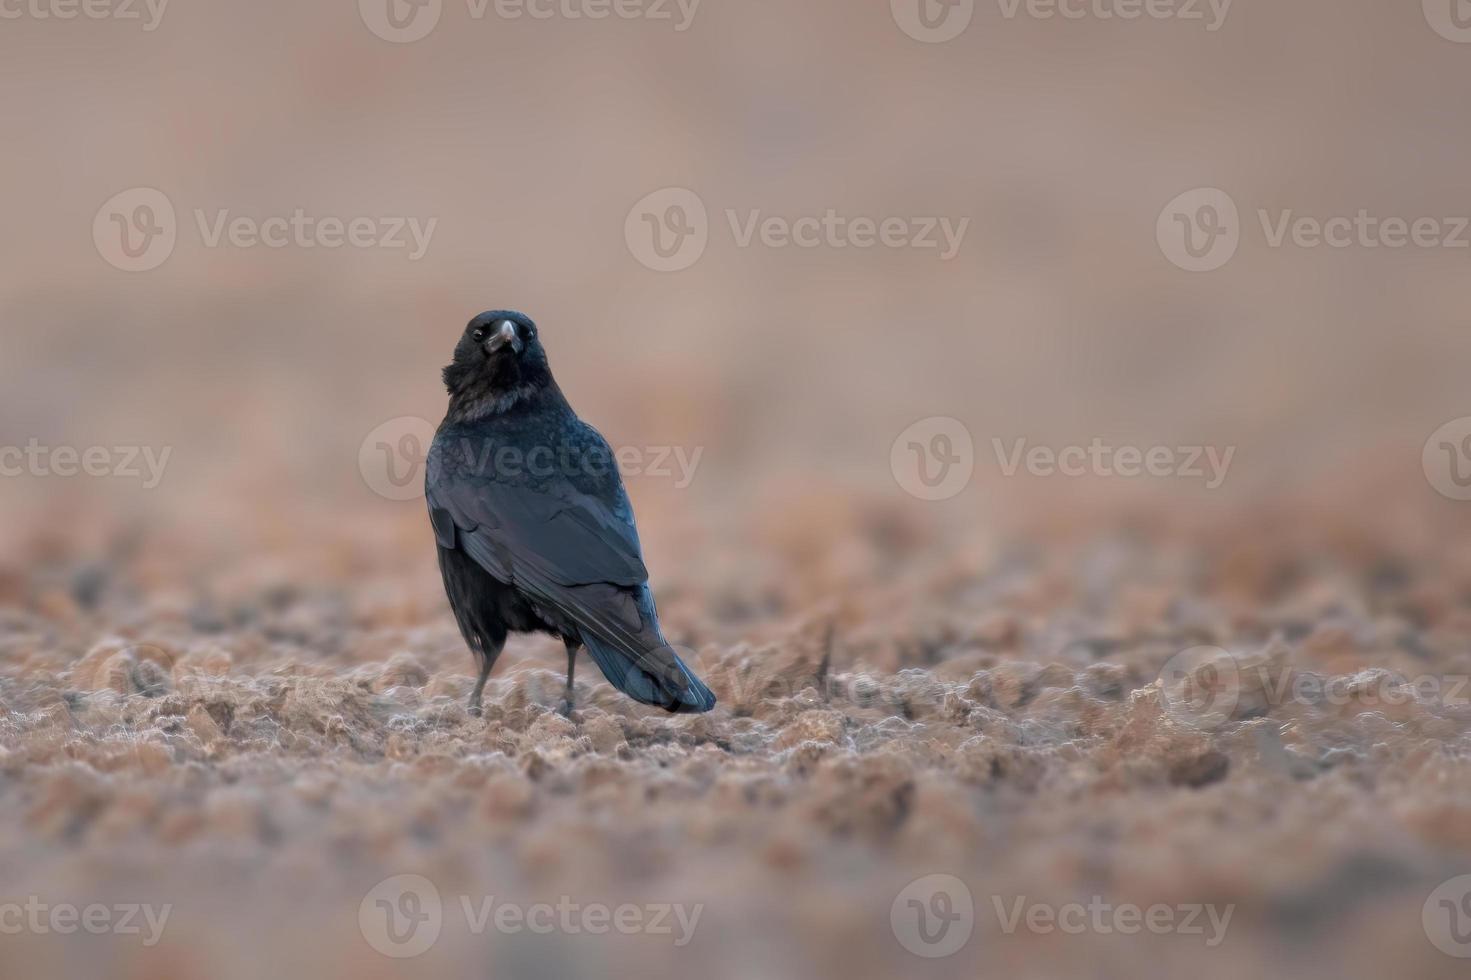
[427,435,714,712]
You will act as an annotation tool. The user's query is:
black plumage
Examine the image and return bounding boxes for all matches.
[426,310,716,716]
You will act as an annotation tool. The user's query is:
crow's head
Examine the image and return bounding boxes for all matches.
[444,310,555,417]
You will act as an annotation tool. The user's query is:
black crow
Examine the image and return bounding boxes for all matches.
[426,310,716,717]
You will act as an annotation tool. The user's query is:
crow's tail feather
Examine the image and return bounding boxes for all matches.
[581,634,716,714]
[496,552,716,713]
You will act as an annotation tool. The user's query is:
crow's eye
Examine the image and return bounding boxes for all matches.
[472,328,486,342]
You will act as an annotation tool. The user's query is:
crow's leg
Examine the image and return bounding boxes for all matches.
[468,635,505,717]
[561,639,580,717]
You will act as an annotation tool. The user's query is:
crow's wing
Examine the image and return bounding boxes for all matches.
[429,470,648,591]
[427,424,713,710]
[426,420,656,641]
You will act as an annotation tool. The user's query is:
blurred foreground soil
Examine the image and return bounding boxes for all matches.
[2,474,1470,980]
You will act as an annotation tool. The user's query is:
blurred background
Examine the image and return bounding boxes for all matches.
[4,1,1471,977]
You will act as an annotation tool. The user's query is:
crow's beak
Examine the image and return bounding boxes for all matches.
[485,320,522,355]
